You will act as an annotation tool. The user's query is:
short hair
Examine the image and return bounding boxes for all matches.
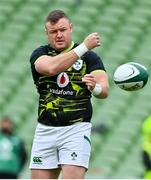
[1,116,13,124]
[45,10,70,24]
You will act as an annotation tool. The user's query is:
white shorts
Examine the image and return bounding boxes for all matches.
[29,122,92,169]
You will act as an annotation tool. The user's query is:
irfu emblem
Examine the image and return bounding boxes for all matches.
[73,60,83,70]
[71,152,77,160]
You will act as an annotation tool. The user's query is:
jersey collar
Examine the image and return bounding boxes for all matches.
[61,41,75,53]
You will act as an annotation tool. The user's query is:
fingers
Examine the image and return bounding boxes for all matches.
[84,32,101,49]
[82,74,96,91]
[82,74,94,82]
[94,32,100,46]
[89,32,100,45]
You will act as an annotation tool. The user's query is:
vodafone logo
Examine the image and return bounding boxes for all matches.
[57,72,69,88]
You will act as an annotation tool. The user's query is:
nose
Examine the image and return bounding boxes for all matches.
[56,31,62,38]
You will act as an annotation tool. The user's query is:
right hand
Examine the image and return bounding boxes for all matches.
[83,32,100,50]
[82,74,96,91]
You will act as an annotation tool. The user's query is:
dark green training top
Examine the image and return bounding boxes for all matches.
[30,42,106,126]
[0,132,27,175]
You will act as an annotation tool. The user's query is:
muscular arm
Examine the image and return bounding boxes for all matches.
[34,32,100,76]
[91,70,109,98]
[35,50,79,76]
[82,70,109,99]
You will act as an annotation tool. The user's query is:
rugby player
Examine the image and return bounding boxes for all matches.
[29,10,109,179]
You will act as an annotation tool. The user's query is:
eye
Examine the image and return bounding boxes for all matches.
[49,30,57,34]
[60,28,67,32]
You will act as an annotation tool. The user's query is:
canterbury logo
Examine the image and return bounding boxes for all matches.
[33,157,42,164]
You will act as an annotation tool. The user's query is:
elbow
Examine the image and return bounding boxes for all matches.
[98,91,108,99]
[47,65,63,76]
[35,58,59,76]
[102,87,109,99]
[101,92,109,99]
[102,84,109,98]
[36,63,58,76]
[47,67,58,76]
[97,86,109,99]
[94,91,109,99]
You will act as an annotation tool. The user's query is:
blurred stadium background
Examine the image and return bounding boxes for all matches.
[0,0,151,178]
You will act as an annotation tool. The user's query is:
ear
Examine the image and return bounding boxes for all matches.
[70,23,73,33]
[44,26,48,35]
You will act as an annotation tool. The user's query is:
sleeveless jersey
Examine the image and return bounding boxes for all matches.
[30,43,106,126]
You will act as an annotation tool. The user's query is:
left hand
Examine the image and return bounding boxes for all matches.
[82,74,96,91]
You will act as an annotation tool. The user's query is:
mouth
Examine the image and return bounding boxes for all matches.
[56,38,64,42]
[56,41,63,43]
[56,41,65,47]
[54,40,66,50]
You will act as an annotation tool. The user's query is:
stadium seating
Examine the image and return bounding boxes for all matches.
[0,0,151,178]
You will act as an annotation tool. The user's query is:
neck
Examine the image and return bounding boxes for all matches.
[60,41,74,53]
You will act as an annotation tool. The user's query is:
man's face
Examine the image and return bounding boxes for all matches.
[45,18,73,51]
[1,119,13,134]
